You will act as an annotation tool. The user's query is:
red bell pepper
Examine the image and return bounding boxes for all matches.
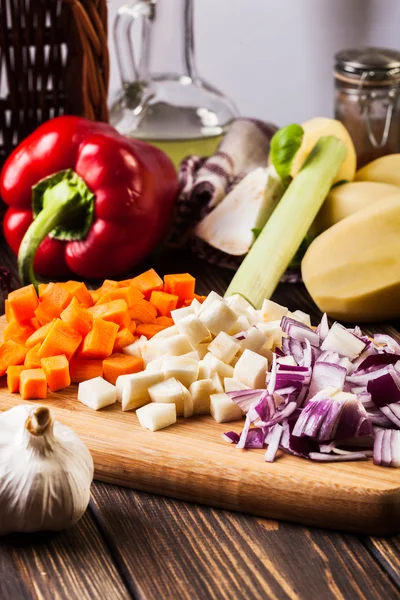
[0,116,178,287]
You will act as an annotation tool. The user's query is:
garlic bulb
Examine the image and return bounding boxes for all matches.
[0,404,94,535]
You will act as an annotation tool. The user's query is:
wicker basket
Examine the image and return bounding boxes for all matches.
[0,0,109,168]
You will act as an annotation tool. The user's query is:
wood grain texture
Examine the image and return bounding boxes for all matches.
[90,482,400,600]
[0,510,130,600]
[1,310,400,536]
[362,535,400,589]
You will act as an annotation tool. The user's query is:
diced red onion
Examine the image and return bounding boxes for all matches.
[267,353,277,394]
[308,361,346,400]
[309,452,368,462]
[265,424,283,462]
[374,334,400,354]
[317,313,330,341]
[227,389,265,412]
[222,431,240,444]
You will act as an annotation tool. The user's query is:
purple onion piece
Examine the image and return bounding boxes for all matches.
[318,313,330,341]
[222,431,240,444]
[227,389,265,413]
[308,361,346,401]
[265,424,283,462]
[309,452,368,462]
[374,334,400,354]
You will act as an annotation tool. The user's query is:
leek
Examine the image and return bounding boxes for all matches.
[225,136,347,307]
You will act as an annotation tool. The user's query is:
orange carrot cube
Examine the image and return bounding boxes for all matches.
[69,358,103,383]
[0,340,28,376]
[108,286,144,307]
[60,303,93,336]
[3,319,35,345]
[38,319,82,361]
[40,355,71,392]
[156,316,174,327]
[60,281,94,307]
[89,299,130,329]
[102,353,144,385]
[113,328,135,353]
[20,368,47,400]
[130,269,163,299]
[80,319,119,360]
[24,343,42,369]
[7,284,39,322]
[4,300,13,322]
[135,323,168,339]
[129,299,157,324]
[25,320,54,349]
[164,273,196,301]
[150,290,179,317]
[7,365,27,393]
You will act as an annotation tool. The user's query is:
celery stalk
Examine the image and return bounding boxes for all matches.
[224,136,347,307]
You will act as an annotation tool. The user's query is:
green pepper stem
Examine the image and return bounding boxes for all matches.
[18,170,95,290]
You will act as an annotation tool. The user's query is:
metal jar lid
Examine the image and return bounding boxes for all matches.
[335,47,400,83]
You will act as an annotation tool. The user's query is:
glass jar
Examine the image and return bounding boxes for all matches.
[109,0,238,168]
[334,47,400,168]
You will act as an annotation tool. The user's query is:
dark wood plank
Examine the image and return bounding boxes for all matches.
[90,483,400,600]
[362,536,400,589]
[0,509,131,600]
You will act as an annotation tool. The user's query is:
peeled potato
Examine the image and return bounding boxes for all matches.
[312,181,400,234]
[302,194,400,322]
[290,117,357,183]
[355,154,400,186]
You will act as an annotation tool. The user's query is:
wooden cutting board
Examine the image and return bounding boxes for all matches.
[0,316,399,534]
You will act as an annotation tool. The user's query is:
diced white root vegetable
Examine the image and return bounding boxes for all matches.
[148,377,186,416]
[224,378,251,393]
[210,393,243,423]
[203,353,234,379]
[261,299,288,322]
[151,325,179,341]
[256,321,283,349]
[189,379,215,415]
[228,316,251,336]
[211,371,224,393]
[239,327,267,354]
[321,323,366,359]
[181,350,200,360]
[246,306,263,326]
[259,343,273,363]
[162,357,199,388]
[122,336,148,358]
[199,300,237,335]
[226,294,252,315]
[234,349,268,389]
[116,373,134,402]
[230,356,239,367]
[160,334,193,357]
[191,342,209,360]
[145,357,165,372]
[290,310,312,327]
[198,291,225,315]
[189,298,202,315]
[176,314,211,345]
[121,372,164,411]
[171,306,194,324]
[197,360,211,380]
[78,377,116,411]
[277,356,297,366]
[208,332,240,364]
[183,387,194,418]
[136,403,176,432]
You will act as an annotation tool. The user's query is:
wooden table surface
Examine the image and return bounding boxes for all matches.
[1,241,400,600]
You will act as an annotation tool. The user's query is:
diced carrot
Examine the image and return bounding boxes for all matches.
[102,353,144,385]
[88,299,130,329]
[130,269,163,299]
[108,286,144,307]
[41,282,73,311]
[60,303,93,336]
[38,319,82,362]
[164,273,196,301]
[38,283,48,298]
[90,290,101,304]
[40,355,71,392]
[79,319,119,360]
[156,316,174,327]
[113,328,135,352]
[95,293,111,305]
[7,284,39,322]
[60,281,94,307]
[150,290,178,317]
[24,343,42,369]
[7,365,27,393]
[95,279,119,298]
[5,300,13,322]
[135,323,167,339]
[25,321,54,349]
[3,319,35,345]
[193,293,207,303]
[20,368,47,400]
[29,317,41,329]
[129,299,157,324]
[0,340,28,376]
[128,322,138,335]
[69,358,103,383]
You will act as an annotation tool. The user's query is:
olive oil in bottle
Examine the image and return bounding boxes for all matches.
[145,133,224,168]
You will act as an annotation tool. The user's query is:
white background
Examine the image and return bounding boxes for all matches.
[107,0,400,127]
